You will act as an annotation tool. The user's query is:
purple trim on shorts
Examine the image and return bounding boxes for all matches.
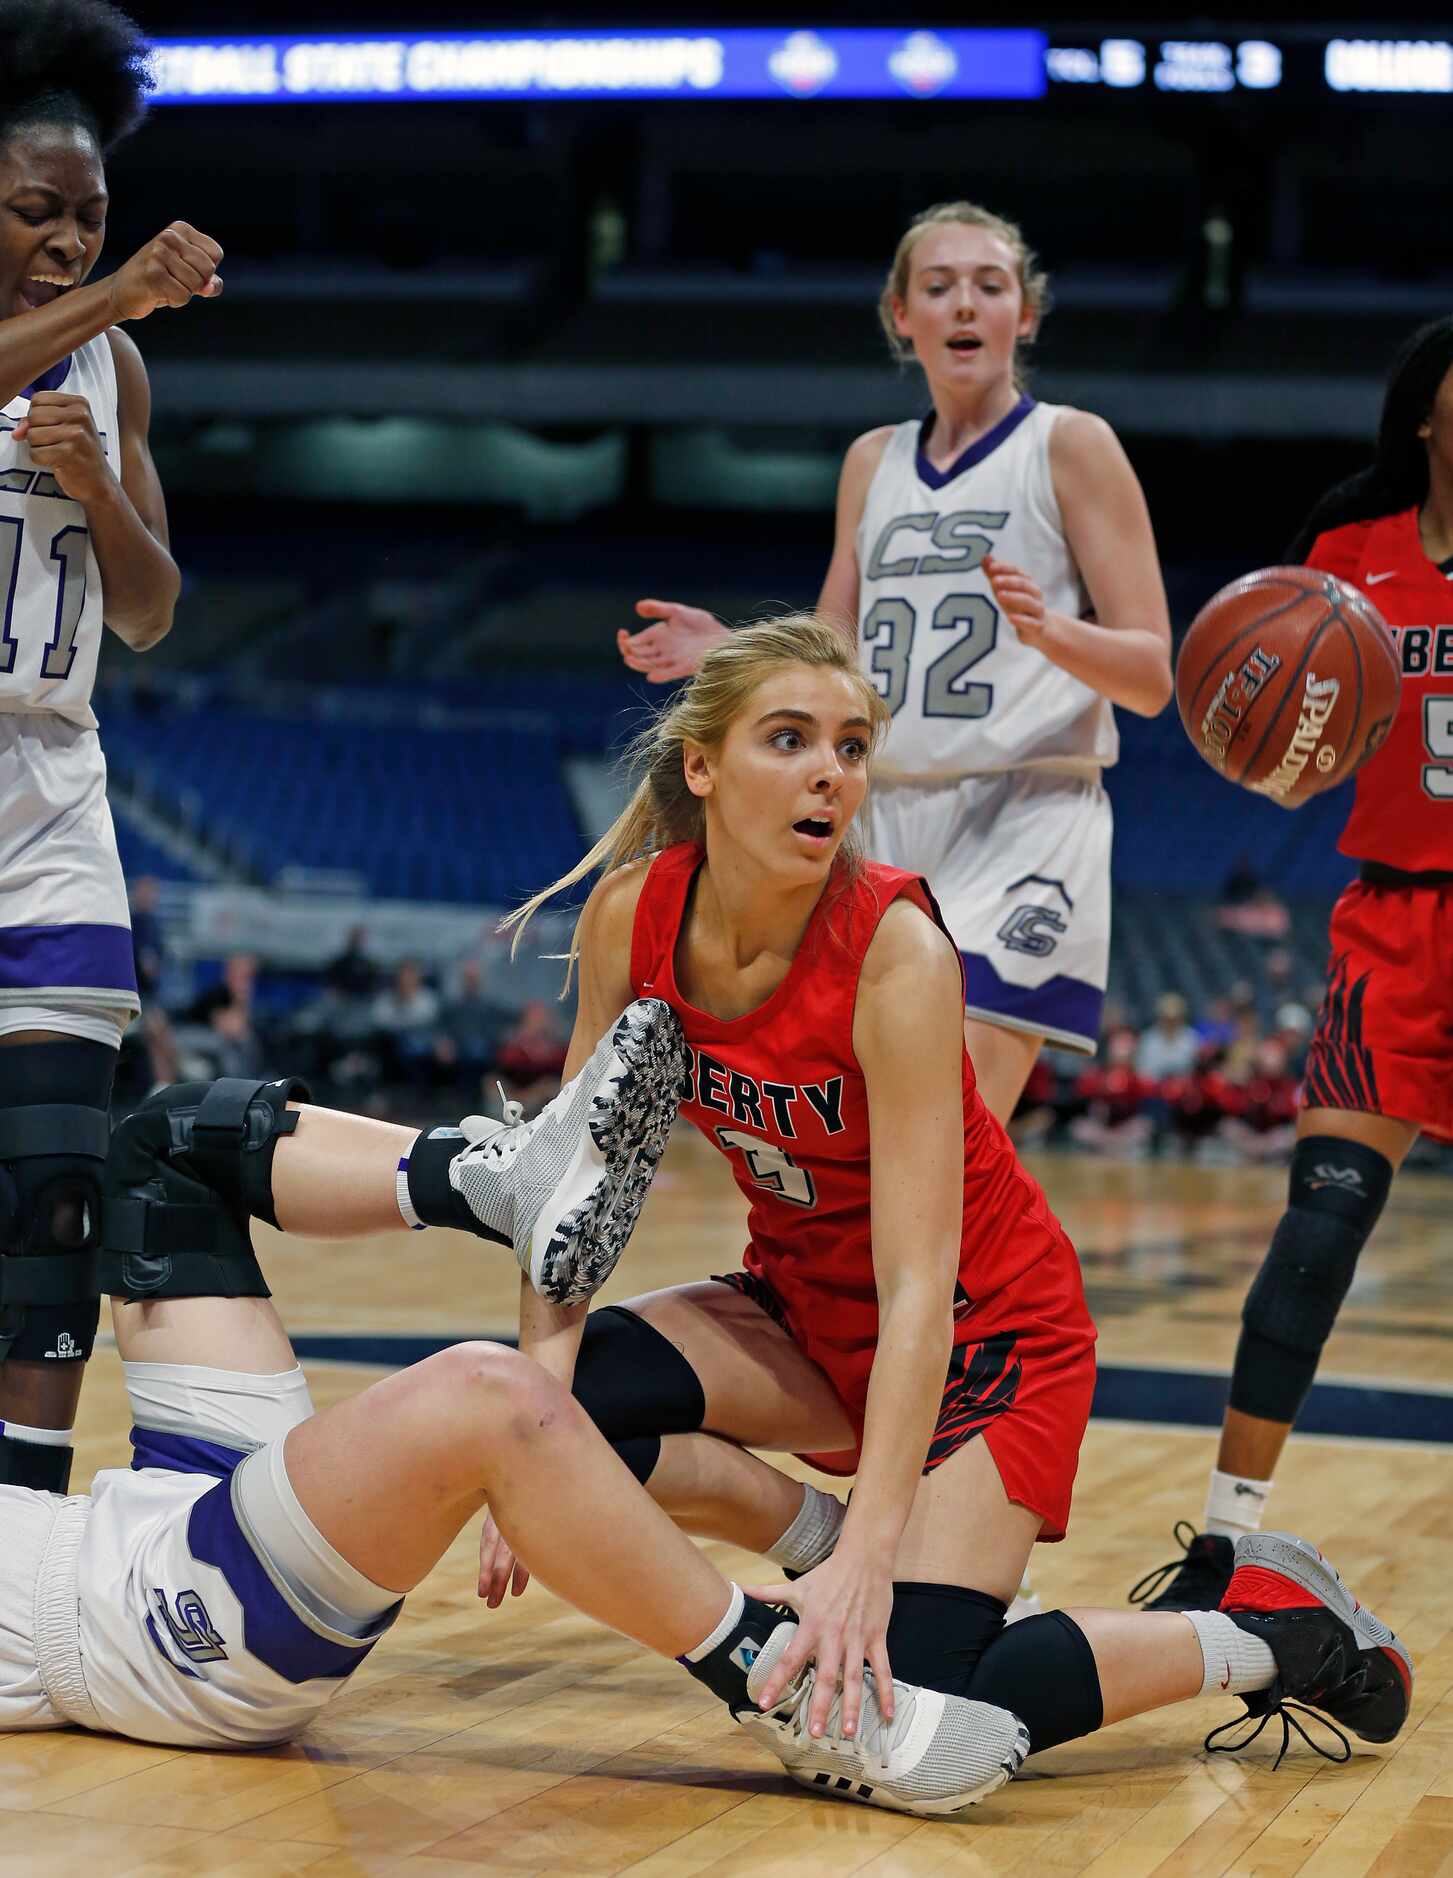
[916,393,1035,491]
[187,1475,399,1685]
[961,950,1103,1046]
[0,923,137,994]
[20,356,72,400]
[130,1426,250,1479]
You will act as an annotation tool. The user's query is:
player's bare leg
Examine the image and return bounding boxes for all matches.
[960,1015,1047,1619]
[963,1017,1043,1128]
[1132,1103,1419,1612]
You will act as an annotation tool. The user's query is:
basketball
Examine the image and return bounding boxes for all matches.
[1175,566,1402,808]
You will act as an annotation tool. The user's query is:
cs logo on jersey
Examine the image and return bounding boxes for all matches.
[997,905,1067,957]
[147,1586,229,1677]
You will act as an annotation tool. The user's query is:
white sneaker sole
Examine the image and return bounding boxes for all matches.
[771,1713,1029,1817]
[530,1000,689,1305]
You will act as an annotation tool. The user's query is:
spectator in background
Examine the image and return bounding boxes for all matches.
[129,875,164,1000]
[1217,884,1290,941]
[1220,1037,1300,1163]
[1070,1025,1153,1157]
[125,875,180,1095]
[178,953,265,1081]
[495,999,569,1115]
[372,958,441,1086]
[1135,993,1200,1081]
[325,924,378,1000]
[433,957,512,1101]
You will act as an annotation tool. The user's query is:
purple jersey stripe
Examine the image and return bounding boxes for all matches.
[0,922,138,995]
[187,1477,399,1685]
[18,356,72,400]
[130,1425,251,1478]
[916,392,1035,491]
[961,948,1103,1045]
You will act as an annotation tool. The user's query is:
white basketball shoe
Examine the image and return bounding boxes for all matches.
[448,998,689,1305]
[739,1622,1029,1817]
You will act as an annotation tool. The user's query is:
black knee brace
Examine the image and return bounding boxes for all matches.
[968,1609,1104,1753]
[0,1040,115,1367]
[571,1306,707,1453]
[1230,1135,1393,1424]
[885,1582,1006,1695]
[100,1076,309,1302]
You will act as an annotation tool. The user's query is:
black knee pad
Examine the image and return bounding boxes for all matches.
[100,1075,309,1302]
[1231,1136,1392,1423]
[572,1306,706,1442]
[0,1041,115,1366]
[967,1609,1104,1753]
[885,1582,1005,1695]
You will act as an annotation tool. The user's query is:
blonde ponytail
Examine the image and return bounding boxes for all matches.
[502,612,887,986]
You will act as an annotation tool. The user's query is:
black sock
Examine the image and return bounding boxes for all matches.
[0,1424,74,1493]
[679,1588,785,1716]
[401,1127,506,1245]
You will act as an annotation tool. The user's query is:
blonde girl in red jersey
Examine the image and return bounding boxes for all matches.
[1131,317,1453,1614]
[488,615,1409,1782]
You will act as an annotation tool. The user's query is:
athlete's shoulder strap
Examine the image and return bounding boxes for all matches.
[629,843,701,998]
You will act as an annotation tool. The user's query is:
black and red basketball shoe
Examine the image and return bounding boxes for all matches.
[1208,1532,1412,1764]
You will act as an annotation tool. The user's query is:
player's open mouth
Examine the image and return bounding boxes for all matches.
[793,816,834,843]
[16,275,74,311]
[947,335,982,354]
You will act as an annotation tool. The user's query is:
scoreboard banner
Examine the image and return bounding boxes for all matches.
[146,28,1453,106]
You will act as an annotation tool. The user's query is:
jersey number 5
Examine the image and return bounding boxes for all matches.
[1423,696,1453,800]
[715,1128,817,1209]
[861,593,997,720]
[0,517,89,682]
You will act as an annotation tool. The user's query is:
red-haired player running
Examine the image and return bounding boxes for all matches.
[1134,317,1453,1611]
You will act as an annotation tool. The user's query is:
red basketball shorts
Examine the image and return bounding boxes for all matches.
[716,1244,1096,1544]
[1303,881,1453,1141]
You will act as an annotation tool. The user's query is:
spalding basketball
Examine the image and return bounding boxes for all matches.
[1176,566,1401,808]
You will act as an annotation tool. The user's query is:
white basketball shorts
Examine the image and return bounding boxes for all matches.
[862,768,1112,1054]
[0,1443,397,1748]
[0,711,137,1036]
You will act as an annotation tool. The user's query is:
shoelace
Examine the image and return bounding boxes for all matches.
[1204,1697,1351,1769]
[459,1084,528,1165]
[774,1667,914,1780]
[1128,1520,1213,1605]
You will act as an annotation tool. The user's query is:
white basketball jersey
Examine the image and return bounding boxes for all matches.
[856,398,1118,778]
[0,334,120,730]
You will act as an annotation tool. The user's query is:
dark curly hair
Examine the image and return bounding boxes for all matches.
[1288,316,1453,560]
[0,0,152,156]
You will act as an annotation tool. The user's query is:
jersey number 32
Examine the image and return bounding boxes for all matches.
[862,593,997,720]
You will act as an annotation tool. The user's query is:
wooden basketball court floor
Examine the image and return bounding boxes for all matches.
[6,1131,1451,1876]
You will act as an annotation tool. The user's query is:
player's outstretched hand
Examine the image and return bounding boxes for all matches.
[12,392,111,505]
[983,553,1050,650]
[616,599,730,684]
[108,223,224,322]
[743,1553,894,1741]
[477,1509,531,1607]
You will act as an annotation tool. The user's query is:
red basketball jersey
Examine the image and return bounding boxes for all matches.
[629,844,1076,1375]
[1306,508,1453,872]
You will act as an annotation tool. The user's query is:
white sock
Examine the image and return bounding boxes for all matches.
[766,1485,845,1572]
[1204,1468,1272,1540]
[683,1583,745,1662]
[1183,1610,1277,1697]
[0,1421,73,1448]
